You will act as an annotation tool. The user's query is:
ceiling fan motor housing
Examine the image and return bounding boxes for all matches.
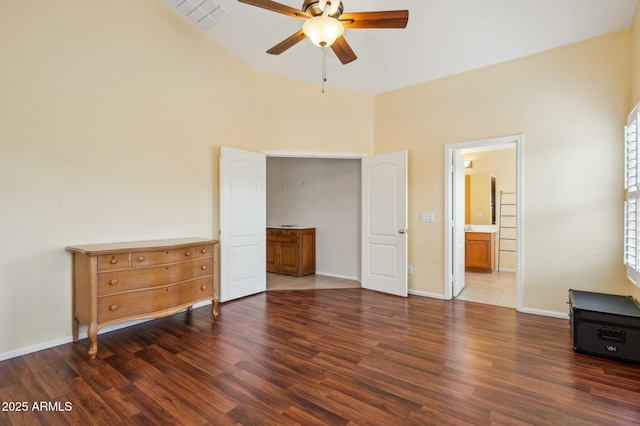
[303,0,343,18]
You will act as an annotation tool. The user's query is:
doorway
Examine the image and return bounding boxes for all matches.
[265,156,362,281]
[444,135,523,311]
[220,148,409,302]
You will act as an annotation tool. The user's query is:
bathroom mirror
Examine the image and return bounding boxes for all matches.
[465,173,496,225]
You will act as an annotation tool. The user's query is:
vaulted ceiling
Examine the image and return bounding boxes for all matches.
[165,0,638,94]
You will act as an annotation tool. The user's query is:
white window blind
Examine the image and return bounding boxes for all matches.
[625,105,640,286]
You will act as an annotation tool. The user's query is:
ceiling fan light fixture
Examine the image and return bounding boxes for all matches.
[303,16,344,47]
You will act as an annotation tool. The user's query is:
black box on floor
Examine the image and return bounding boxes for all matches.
[568,289,640,364]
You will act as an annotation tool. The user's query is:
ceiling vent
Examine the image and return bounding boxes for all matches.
[165,0,229,31]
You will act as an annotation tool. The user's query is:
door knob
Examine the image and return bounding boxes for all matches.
[399,229,407,234]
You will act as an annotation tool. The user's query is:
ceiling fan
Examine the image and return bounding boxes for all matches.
[238,0,409,64]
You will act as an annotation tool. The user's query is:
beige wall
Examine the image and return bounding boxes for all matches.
[633,4,640,107]
[0,0,373,357]
[376,30,631,314]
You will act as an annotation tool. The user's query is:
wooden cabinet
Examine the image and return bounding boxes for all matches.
[266,227,315,276]
[465,232,495,273]
[67,238,218,359]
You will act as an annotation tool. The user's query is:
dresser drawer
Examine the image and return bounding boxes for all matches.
[193,258,213,278]
[194,244,214,259]
[98,259,213,295]
[267,228,300,237]
[267,235,299,244]
[465,232,491,242]
[99,262,185,296]
[97,253,130,271]
[98,277,213,323]
[131,247,193,268]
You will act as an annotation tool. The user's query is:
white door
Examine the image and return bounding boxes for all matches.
[452,150,466,297]
[219,147,266,302]
[361,151,408,297]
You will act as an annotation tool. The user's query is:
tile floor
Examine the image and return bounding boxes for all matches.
[455,270,516,308]
[266,271,516,309]
[266,273,361,291]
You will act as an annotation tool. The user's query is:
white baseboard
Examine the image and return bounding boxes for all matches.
[0,336,74,362]
[408,289,446,299]
[519,306,569,319]
[0,300,213,362]
[315,271,360,282]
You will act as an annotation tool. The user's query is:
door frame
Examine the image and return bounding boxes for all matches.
[260,150,407,297]
[261,151,366,286]
[443,135,524,311]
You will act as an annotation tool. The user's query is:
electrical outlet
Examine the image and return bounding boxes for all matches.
[407,265,413,275]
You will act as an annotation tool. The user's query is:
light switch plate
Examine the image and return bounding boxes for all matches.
[420,213,435,223]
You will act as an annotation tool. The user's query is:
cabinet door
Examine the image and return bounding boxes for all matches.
[266,241,277,271]
[278,242,299,272]
[466,240,491,269]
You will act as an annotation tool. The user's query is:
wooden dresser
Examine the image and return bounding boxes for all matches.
[266,227,315,276]
[66,238,218,359]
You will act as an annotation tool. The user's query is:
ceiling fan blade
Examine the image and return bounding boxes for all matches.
[340,10,409,29]
[267,30,307,55]
[331,36,357,64]
[238,0,311,19]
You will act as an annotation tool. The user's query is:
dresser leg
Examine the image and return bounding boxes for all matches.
[87,322,98,359]
[211,298,219,319]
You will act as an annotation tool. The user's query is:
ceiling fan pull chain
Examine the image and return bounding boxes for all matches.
[321,46,327,94]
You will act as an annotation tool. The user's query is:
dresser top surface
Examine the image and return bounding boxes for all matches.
[267,226,314,230]
[66,237,218,255]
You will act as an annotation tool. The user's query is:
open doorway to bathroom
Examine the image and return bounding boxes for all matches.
[444,135,523,310]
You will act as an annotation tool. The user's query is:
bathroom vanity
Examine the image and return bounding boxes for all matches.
[465,226,497,273]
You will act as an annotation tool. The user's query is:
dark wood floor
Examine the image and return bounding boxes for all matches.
[2,289,640,425]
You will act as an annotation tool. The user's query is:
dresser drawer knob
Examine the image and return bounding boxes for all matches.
[201,265,207,271]
[201,248,207,254]
[109,304,118,311]
[185,251,191,256]
[137,256,145,262]
[201,285,207,291]
[110,258,117,264]
[109,279,118,286]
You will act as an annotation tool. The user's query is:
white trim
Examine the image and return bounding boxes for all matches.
[261,150,366,159]
[461,143,517,154]
[0,301,212,361]
[409,289,446,299]
[444,135,524,312]
[519,307,569,320]
[315,271,360,281]
[0,336,73,362]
